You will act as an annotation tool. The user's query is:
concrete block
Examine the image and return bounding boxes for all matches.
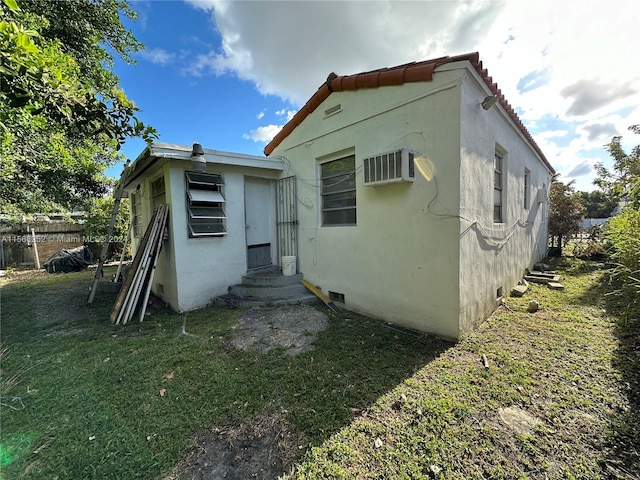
[510,284,528,297]
[524,274,560,285]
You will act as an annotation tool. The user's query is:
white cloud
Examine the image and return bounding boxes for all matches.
[243,124,282,143]
[138,48,176,66]
[537,130,569,140]
[276,109,296,122]
[187,1,502,104]
[256,110,265,120]
[185,0,640,190]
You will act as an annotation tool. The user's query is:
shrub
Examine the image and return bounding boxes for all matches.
[605,209,640,272]
[605,208,640,302]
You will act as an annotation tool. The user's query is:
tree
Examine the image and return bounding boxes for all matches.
[83,196,130,259]
[548,178,585,255]
[577,190,618,218]
[595,125,640,208]
[0,0,156,216]
[596,125,640,281]
[18,0,142,93]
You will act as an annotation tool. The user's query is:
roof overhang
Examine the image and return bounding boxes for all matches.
[122,142,283,189]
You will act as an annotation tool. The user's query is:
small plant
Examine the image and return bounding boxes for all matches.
[4,266,15,277]
[572,238,608,261]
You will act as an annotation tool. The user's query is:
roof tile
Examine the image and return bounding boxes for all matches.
[402,63,435,83]
[355,71,381,89]
[378,68,406,86]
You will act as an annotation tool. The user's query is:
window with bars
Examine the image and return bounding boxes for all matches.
[494,150,504,223]
[186,172,226,237]
[321,155,356,226]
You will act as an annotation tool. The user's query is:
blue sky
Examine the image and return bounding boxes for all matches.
[110,0,640,192]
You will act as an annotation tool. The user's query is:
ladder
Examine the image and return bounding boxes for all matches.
[87,160,130,304]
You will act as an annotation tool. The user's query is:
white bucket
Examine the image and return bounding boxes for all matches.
[281,256,296,276]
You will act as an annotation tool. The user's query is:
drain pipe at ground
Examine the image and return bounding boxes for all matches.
[180,314,198,338]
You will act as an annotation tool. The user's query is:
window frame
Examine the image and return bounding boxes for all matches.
[131,191,143,238]
[493,148,505,223]
[320,154,357,227]
[151,176,166,211]
[185,171,227,237]
[523,168,530,210]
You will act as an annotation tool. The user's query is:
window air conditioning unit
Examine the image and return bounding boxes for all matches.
[537,188,548,203]
[363,149,415,186]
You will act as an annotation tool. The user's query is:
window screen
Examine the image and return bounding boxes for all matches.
[321,155,356,226]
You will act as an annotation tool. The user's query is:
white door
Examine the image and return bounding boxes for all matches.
[244,177,273,269]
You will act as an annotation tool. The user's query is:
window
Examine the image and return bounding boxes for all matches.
[321,155,356,226]
[131,191,142,238]
[152,176,165,210]
[494,149,504,223]
[523,168,530,210]
[186,172,226,237]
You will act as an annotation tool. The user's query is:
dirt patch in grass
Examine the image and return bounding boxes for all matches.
[161,305,331,478]
[231,305,328,356]
[162,413,303,480]
[498,406,543,436]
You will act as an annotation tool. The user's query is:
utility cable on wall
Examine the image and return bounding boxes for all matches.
[425,174,534,249]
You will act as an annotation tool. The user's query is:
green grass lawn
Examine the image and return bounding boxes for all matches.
[0,268,448,479]
[1,260,638,479]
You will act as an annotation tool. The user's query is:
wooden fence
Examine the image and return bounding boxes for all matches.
[0,222,85,269]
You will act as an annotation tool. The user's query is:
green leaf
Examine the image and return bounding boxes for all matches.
[3,0,19,12]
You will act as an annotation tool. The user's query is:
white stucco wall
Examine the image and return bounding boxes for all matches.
[125,161,179,310]
[125,148,282,313]
[169,163,280,311]
[270,70,465,339]
[457,68,552,335]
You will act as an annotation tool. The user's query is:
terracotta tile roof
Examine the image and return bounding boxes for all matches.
[263,52,554,174]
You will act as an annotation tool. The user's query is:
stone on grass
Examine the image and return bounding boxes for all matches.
[527,300,539,313]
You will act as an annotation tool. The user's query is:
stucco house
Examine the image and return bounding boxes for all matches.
[121,144,288,312]
[123,52,554,340]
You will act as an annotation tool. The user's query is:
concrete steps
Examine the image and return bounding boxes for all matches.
[215,268,318,308]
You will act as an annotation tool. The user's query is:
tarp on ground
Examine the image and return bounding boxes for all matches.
[43,246,93,273]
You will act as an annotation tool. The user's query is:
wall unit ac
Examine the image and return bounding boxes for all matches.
[363,149,415,186]
[536,188,548,203]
